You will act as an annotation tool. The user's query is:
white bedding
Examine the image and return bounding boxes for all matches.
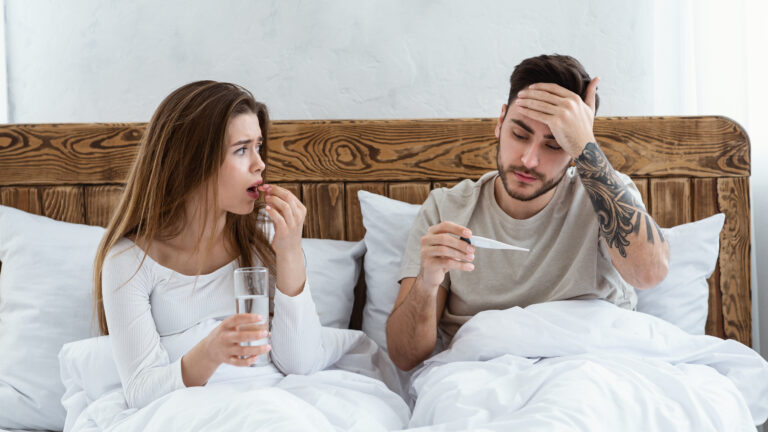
[67,330,410,432]
[407,300,768,431]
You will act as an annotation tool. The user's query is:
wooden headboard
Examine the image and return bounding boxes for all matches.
[0,116,752,346]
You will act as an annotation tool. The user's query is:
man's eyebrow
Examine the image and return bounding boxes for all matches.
[510,119,556,140]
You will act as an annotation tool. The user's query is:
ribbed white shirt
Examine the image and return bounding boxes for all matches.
[101,235,332,409]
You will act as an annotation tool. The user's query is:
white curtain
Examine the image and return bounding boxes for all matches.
[0,0,7,123]
[652,0,768,360]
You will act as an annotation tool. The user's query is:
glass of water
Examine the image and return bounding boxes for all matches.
[233,266,270,366]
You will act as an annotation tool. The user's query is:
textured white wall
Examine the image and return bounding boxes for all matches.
[4,0,764,367]
[6,0,654,122]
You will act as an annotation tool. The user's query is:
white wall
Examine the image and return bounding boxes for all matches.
[6,0,654,122]
[4,0,764,363]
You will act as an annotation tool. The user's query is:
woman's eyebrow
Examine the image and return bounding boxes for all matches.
[231,136,263,146]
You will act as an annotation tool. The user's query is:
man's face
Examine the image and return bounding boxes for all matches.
[494,102,571,202]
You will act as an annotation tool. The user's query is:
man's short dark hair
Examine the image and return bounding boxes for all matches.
[507,54,599,114]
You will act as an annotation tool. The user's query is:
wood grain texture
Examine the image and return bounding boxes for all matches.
[650,178,692,228]
[1,117,747,184]
[0,123,143,185]
[692,178,724,338]
[345,183,388,241]
[631,178,650,214]
[593,116,749,178]
[274,183,302,201]
[302,183,345,240]
[389,182,430,205]
[84,185,124,227]
[0,118,752,339]
[41,186,85,224]
[0,187,42,215]
[717,177,751,346]
[266,116,749,181]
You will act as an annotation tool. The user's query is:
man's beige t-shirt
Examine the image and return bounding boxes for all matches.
[398,168,639,348]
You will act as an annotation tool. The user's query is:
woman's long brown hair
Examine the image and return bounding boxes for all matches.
[93,81,276,335]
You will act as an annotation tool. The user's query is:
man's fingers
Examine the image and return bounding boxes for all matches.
[528,82,572,98]
[585,77,599,113]
[515,98,560,115]
[517,106,551,124]
[424,244,474,262]
[426,221,471,237]
[431,256,475,272]
[428,233,474,254]
[517,88,564,106]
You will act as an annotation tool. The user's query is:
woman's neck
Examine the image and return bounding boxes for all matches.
[148,201,236,276]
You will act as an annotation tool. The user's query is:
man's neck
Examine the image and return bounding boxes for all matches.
[493,176,558,220]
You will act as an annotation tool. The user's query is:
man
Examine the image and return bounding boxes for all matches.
[386,54,670,371]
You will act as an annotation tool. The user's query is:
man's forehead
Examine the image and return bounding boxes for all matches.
[506,104,554,138]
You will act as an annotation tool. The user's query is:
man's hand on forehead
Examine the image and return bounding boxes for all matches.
[513,78,600,159]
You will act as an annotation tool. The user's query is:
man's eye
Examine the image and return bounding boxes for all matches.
[546,144,562,150]
[513,132,526,140]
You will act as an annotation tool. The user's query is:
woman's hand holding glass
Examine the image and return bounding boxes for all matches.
[202,314,270,367]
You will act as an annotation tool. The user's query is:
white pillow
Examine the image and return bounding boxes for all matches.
[302,238,366,329]
[0,205,104,430]
[357,191,725,349]
[636,213,725,334]
[358,191,421,351]
[0,205,365,430]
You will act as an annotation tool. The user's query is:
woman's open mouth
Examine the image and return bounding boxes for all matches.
[246,181,262,199]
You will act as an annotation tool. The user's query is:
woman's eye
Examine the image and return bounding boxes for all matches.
[255,145,262,154]
[235,146,247,155]
[546,144,562,151]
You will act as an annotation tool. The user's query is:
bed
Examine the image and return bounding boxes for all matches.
[0,116,764,431]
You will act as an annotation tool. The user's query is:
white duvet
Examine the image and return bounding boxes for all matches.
[407,300,768,431]
[66,329,410,432]
[65,300,768,431]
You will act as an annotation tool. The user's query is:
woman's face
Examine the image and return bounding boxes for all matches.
[217,112,266,215]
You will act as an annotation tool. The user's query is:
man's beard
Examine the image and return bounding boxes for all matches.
[497,152,569,202]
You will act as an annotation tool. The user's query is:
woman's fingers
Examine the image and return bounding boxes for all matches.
[265,194,295,227]
[223,313,262,329]
[230,329,270,344]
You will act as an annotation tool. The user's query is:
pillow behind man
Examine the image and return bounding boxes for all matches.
[357,191,726,352]
[635,213,725,335]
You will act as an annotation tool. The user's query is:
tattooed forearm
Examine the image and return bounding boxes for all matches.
[575,142,665,258]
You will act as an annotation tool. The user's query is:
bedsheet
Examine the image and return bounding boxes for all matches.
[68,329,410,432]
[407,300,768,431]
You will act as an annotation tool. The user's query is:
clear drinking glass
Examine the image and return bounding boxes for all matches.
[233,266,271,366]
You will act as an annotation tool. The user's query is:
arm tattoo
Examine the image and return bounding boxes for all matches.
[575,142,665,258]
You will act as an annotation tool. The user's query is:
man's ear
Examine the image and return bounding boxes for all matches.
[495,104,507,139]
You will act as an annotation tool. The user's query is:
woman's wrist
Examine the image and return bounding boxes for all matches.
[275,245,306,297]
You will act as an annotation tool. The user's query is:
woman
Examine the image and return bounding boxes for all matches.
[93,81,323,409]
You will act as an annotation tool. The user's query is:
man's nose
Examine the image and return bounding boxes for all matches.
[521,143,540,169]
